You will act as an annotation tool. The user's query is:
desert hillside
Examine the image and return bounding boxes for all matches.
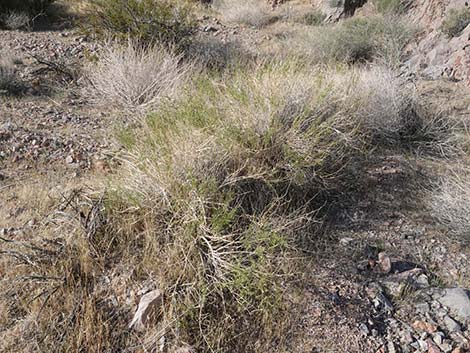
[1,0,470,352]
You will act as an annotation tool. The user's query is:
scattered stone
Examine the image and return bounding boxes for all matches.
[434,332,444,345]
[129,289,162,332]
[444,315,462,333]
[413,320,438,334]
[65,155,74,164]
[378,252,392,273]
[427,338,443,353]
[417,302,431,314]
[339,237,354,246]
[438,288,470,323]
[359,323,370,335]
[374,291,394,312]
[387,341,397,353]
[415,274,430,288]
[438,340,453,353]
[418,339,429,351]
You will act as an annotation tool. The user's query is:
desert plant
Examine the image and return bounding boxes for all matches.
[283,15,414,66]
[213,0,276,27]
[429,171,470,237]
[0,0,55,13]
[84,0,196,48]
[88,40,193,111]
[187,37,253,71]
[301,9,326,26]
[372,0,413,14]
[0,54,24,95]
[0,11,31,30]
[440,7,470,37]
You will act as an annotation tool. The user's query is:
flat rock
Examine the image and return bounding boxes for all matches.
[437,288,470,323]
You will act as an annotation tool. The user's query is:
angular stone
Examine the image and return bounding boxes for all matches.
[437,288,470,323]
[413,320,438,334]
[444,315,461,332]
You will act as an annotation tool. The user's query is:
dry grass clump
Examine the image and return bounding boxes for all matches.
[213,0,276,27]
[429,171,470,237]
[0,11,31,30]
[440,7,470,38]
[88,40,193,112]
[372,0,414,14]
[0,53,25,95]
[281,15,414,67]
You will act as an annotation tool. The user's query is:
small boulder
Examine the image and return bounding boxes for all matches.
[413,320,438,334]
[437,288,470,323]
[443,315,461,333]
[129,289,162,332]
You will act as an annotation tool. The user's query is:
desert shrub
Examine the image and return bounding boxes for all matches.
[284,15,414,66]
[84,0,196,48]
[0,0,55,14]
[372,0,413,14]
[213,0,276,27]
[301,10,326,26]
[354,66,452,149]
[88,41,193,112]
[429,171,470,237]
[441,7,470,37]
[0,54,24,95]
[0,11,31,30]
[0,62,450,353]
[108,62,367,352]
[187,37,254,71]
[0,0,55,28]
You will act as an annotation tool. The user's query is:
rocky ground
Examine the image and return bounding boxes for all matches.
[2,1,470,353]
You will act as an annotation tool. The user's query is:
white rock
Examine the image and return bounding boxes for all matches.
[129,289,162,332]
[438,288,470,323]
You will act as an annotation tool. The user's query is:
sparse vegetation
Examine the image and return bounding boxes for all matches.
[0,0,55,14]
[0,55,450,351]
[283,15,414,66]
[0,0,55,29]
[440,7,470,37]
[429,171,470,237]
[372,0,413,14]
[2,0,470,352]
[0,54,24,95]
[0,11,31,30]
[84,0,196,48]
[213,0,276,28]
[88,40,193,111]
[301,9,326,26]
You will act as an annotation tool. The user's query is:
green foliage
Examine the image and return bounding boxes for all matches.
[287,15,415,66]
[302,10,326,26]
[84,0,196,48]
[441,7,470,37]
[372,0,413,14]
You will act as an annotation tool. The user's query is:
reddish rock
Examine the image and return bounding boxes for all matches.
[413,320,438,333]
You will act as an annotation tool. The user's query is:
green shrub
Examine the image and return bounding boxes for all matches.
[441,7,470,37]
[84,0,196,48]
[372,0,413,14]
[285,15,414,67]
[301,10,326,26]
